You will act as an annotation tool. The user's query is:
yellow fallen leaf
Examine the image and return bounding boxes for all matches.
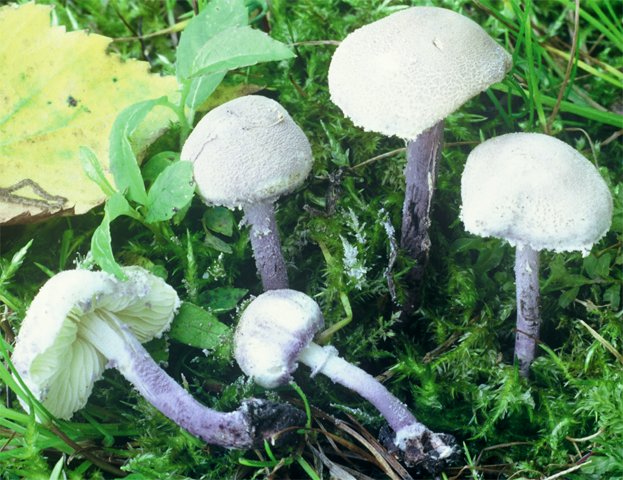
[0,3,178,225]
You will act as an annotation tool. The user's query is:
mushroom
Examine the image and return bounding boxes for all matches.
[234,289,458,472]
[328,6,512,309]
[460,133,613,376]
[11,267,304,448]
[181,95,313,291]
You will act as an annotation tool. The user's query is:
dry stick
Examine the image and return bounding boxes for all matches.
[400,121,444,313]
[545,0,580,134]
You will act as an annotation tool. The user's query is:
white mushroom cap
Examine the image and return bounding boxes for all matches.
[181,95,313,209]
[328,6,512,140]
[11,267,180,419]
[460,133,613,255]
[233,290,324,389]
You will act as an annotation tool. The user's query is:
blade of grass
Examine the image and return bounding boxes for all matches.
[296,455,321,480]
[544,45,623,88]
[524,0,547,129]
[493,84,623,128]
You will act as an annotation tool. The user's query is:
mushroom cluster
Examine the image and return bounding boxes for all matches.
[11,267,304,448]
[328,6,512,308]
[234,289,458,472]
[461,133,613,376]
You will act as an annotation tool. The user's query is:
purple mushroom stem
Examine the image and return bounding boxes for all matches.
[514,244,541,377]
[298,343,417,432]
[82,312,300,448]
[400,121,445,311]
[243,200,289,291]
[298,342,457,469]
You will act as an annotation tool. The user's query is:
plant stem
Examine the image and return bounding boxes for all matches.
[400,121,444,312]
[514,244,541,377]
[243,200,289,291]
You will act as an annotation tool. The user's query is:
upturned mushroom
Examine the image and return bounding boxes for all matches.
[234,289,458,472]
[181,95,313,291]
[460,133,613,377]
[328,6,512,309]
[11,267,304,448]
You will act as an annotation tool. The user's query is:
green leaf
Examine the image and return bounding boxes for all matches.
[141,151,179,183]
[0,239,33,285]
[185,72,227,110]
[109,98,168,205]
[169,302,231,353]
[176,0,248,81]
[144,161,195,223]
[190,26,295,78]
[202,287,248,313]
[80,146,116,197]
[91,193,136,278]
[204,207,234,236]
[203,231,233,253]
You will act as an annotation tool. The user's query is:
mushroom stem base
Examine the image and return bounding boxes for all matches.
[514,245,541,377]
[244,200,289,291]
[80,313,300,448]
[400,121,445,313]
[298,343,456,467]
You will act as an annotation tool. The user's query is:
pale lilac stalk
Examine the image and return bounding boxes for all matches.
[243,200,289,291]
[514,245,540,377]
[400,121,444,311]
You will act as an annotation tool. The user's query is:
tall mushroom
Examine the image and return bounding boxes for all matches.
[11,267,304,448]
[460,133,613,377]
[328,6,512,310]
[181,95,313,291]
[234,289,458,472]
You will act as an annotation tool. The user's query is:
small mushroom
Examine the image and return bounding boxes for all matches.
[181,95,313,291]
[328,7,512,309]
[234,289,458,472]
[11,267,304,448]
[460,133,613,376]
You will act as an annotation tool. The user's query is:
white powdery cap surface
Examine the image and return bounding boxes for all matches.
[11,267,180,419]
[181,95,313,209]
[234,290,324,389]
[328,6,512,140]
[461,133,613,255]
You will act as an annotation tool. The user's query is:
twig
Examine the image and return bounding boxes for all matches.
[565,127,598,167]
[602,129,623,147]
[350,148,405,170]
[546,0,580,133]
[566,427,605,443]
[542,461,592,480]
[335,421,402,480]
[290,40,341,46]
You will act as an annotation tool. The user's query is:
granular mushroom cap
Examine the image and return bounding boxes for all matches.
[181,95,313,209]
[328,6,512,140]
[233,290,324,389]
[460,133,613,255]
